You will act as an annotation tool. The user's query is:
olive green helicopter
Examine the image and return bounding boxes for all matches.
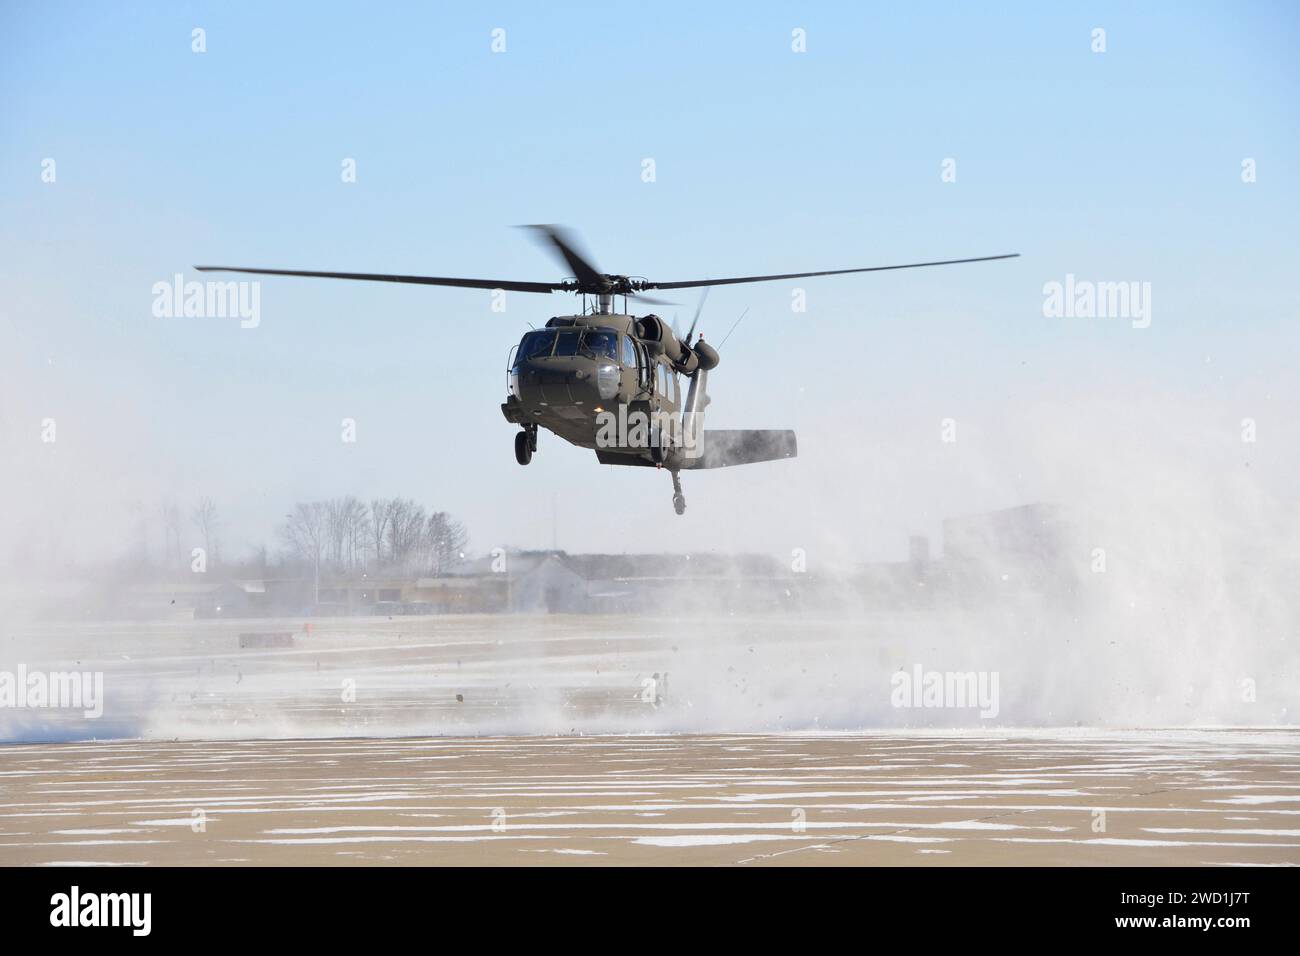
[197,226,1016,514]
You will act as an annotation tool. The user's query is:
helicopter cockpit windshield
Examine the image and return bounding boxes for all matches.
[517,328,620,364]
[554,329,620,360]
[579,330,619,361]
[517,330,556,362]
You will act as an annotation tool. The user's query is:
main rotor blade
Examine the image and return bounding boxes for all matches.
[643,253,1020,291]
[629,292,678,306]
[519,224,604,289]
[192,266,561,294]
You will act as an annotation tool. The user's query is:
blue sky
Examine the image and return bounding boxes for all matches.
[2,2,1297,564]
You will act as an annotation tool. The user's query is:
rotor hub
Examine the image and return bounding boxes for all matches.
[557,274,644,296]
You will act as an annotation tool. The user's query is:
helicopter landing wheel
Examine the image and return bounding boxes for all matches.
[514,430,533,466]
[673,494,686,516]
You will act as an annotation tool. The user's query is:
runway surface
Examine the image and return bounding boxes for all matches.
[2,730,1298,866]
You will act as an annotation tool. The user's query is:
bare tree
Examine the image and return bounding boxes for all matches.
[343,497,370,571]
[280,501,328,570]
[324,496,370,572]
[426,512,469,575]
[325,498,348,570]
[191,497,220,566]
[386,498,426,571]
[368,498,394,569]
[277,496,467,579]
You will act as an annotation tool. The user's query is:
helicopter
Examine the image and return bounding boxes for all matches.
[197,226,1017,514]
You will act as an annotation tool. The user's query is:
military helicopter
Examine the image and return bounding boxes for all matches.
[197,227,1016,514]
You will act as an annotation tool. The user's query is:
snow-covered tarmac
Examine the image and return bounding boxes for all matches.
[2,731,1298,865]
[1,614,1296,865]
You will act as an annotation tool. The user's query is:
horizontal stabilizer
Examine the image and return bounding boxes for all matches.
[593,430,797,469]
[685,429,797,470]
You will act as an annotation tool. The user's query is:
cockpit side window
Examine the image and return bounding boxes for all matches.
[621,334,637,368]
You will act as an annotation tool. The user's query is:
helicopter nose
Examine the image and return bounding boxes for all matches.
[514,358,607,406]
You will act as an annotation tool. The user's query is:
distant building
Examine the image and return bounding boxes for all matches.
[438,550,799,614]
[940,503,1081,604]
[91,506,1080,621]
[120,578,272,619]
[852,503,1083,610]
